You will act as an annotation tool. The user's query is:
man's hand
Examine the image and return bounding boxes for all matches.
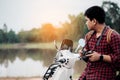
[86,51,101,62]
[79,50,83,57]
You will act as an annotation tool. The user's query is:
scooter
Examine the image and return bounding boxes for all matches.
[43,39,85,80]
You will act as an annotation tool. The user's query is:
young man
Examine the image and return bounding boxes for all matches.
[79,6,120,80]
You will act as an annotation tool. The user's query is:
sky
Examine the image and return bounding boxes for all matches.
[0,0,119,33]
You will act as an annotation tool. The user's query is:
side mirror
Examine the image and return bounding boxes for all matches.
[75,38,85,52]
[78,38,85,47]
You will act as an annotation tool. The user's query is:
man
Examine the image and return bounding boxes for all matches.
[79,6,120,80]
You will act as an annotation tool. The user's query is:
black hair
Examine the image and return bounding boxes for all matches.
[84,6,105,24]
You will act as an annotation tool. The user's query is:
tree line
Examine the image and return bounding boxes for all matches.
[0,1,120,43]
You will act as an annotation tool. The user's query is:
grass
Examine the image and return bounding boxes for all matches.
[0,42,78,49]
[0,42,56,49]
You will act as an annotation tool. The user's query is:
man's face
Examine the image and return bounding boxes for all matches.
[85,16,96,30]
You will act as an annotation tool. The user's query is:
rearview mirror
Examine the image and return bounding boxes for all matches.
[78,38,85,47]
[75,38,85,52]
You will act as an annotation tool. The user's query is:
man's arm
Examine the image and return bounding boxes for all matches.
[86,52,112,62]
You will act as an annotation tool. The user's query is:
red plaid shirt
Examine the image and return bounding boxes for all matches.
[79,27,120,80]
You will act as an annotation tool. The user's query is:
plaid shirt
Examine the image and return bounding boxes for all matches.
[79,27,120,80]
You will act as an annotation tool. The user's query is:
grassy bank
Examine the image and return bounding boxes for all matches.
[0,42,57,49]
[0,42,78,49]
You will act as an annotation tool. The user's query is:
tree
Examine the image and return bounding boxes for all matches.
[0,29,4,43]
[3,23,8,33]
[40,23,57,42]
[62,13,86,41]
[102,1,120,33]
[18,30,28,42]
[7,29,19,43]
[28,28,42,42]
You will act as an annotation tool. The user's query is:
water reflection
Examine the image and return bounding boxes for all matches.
[0,49,86,77]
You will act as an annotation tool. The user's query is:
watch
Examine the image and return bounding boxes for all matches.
[99,54,103,61]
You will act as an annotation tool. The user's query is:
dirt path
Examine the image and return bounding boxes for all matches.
[0,77,42,80]
[0,74,79,80]
[0,77,78,80]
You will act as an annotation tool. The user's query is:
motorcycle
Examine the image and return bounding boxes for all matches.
[43,39,85,80]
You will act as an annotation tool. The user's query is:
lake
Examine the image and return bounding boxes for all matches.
[0,49,86,78]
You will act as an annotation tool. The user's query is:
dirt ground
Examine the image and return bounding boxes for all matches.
[0,77,78,80]
[0,75,79,80]
[0,77,42,80]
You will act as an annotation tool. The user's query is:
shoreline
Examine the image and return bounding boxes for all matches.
[0,42,78,49]
[0,77,42,80]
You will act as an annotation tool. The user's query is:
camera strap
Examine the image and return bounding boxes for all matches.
[82,26,106,51]
[96,26,106,46]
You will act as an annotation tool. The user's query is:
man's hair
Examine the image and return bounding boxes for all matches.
[84,6,105,24]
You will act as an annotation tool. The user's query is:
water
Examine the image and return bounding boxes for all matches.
[0,49,86,77]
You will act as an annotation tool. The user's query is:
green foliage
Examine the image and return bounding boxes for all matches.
[0,29,5,43]
[7,29,19,43]
[61,13,86,41]
[102,1,120,33]
[17,30,29,42]
[16,13,86,43]
[0,28,19,43]
[40,23,57,42]
[1,1,119,43]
